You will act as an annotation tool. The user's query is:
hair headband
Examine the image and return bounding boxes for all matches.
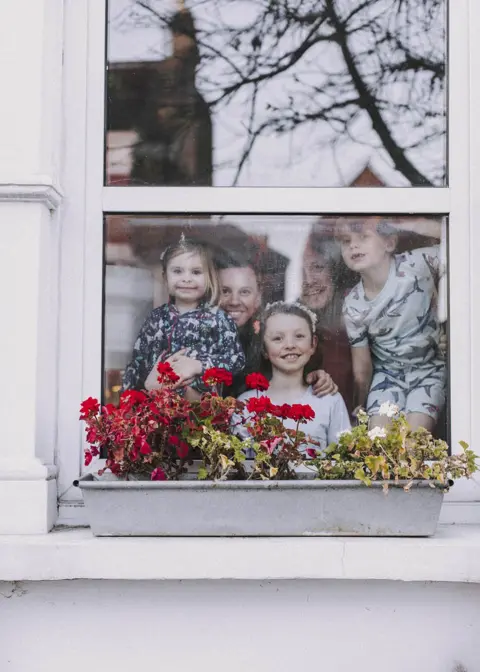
[264,301,318,330]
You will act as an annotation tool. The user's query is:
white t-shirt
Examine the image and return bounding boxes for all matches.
[237,386,351,451]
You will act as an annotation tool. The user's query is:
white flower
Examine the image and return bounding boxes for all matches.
[378,401,399,418]
[368,427,387,441]
[337,429,351,439]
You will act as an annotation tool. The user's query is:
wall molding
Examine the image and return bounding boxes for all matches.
[0,175,63,211]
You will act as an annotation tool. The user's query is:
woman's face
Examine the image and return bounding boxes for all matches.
[263,313,316,375]
[301,248,334,312]
[219,266,262,327]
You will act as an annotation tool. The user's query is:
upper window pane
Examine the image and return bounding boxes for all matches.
[106,0,447,187]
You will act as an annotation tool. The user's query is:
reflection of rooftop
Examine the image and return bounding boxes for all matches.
[342,159,409,188]
[107,8,212,186]
[349,164,385,187]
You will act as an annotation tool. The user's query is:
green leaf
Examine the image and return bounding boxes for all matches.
[197,467,208,480]
[364,456,384,475]
[354,467,371,486]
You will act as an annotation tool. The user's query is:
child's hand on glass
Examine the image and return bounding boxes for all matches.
[305,370,338,397]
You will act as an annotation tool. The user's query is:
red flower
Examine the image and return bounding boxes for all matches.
[84,450,93,466]
[306,448,318,459]
[151,468,167,481]
[288,404,315,423]
[169,435,180,447]
[270,403,292,419]
[245,373,269,392]
[79,397,99,420]
[120,389,147,406]
[246,396,273,414]
[157,361,180,383]
[202,367,233,387]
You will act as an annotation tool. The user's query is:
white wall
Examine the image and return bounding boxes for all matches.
[0,579,478,672]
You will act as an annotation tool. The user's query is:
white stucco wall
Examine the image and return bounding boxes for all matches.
[0,579,478,672]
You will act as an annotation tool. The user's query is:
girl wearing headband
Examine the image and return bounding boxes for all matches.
[237,301,350,451]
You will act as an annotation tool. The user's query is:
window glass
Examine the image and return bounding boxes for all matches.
[104,214,448,440]
[106,0,447,187]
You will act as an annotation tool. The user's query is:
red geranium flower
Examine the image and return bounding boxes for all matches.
[157,361,180,383]
[79,397,99,420]
[270,403,292,420]
[151,468,167,481]
[84,450,93,466]
[120,389,147,406]
[202,367,233,387]
[306,448,318,459]
[288,404,315,423]
[246,396,273,414]
[245,373,269,392]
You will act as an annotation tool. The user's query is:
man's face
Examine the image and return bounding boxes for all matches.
[219,266,261,327]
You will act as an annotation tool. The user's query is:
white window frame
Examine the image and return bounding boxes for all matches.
[56,0,480,526]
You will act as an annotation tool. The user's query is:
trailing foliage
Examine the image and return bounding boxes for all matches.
[308,405,477,490]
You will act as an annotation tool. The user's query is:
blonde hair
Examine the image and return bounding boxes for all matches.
[334,217,397,244]
[161,238,220,306]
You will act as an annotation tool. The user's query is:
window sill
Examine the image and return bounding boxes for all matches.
[0,525,479,583]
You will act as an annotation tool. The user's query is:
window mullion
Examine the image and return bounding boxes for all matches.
[102,186,450,215]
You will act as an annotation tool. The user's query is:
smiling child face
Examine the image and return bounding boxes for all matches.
[165,251,207,305]
[263,313,316,375]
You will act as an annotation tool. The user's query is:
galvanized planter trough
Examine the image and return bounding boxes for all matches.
[75,475,444,537]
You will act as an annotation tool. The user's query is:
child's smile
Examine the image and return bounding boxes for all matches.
[264,313,315,374]
[165,251,207,306]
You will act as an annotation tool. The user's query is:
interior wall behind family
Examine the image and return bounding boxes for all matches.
[105,0,447,188]
[103,214,449,441]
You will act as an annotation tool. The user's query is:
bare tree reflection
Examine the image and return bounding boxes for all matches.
[109,0,445,186]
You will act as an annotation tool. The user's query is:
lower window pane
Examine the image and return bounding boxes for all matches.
[104,214,448,440]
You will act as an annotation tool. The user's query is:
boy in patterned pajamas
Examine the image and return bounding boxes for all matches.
[337,217,445,431]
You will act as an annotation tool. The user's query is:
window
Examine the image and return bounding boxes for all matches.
[104,214,449,442]
[57,0,477,523]
[106,0,446,188]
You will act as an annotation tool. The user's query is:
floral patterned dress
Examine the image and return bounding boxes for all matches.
[122,302,245,392]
